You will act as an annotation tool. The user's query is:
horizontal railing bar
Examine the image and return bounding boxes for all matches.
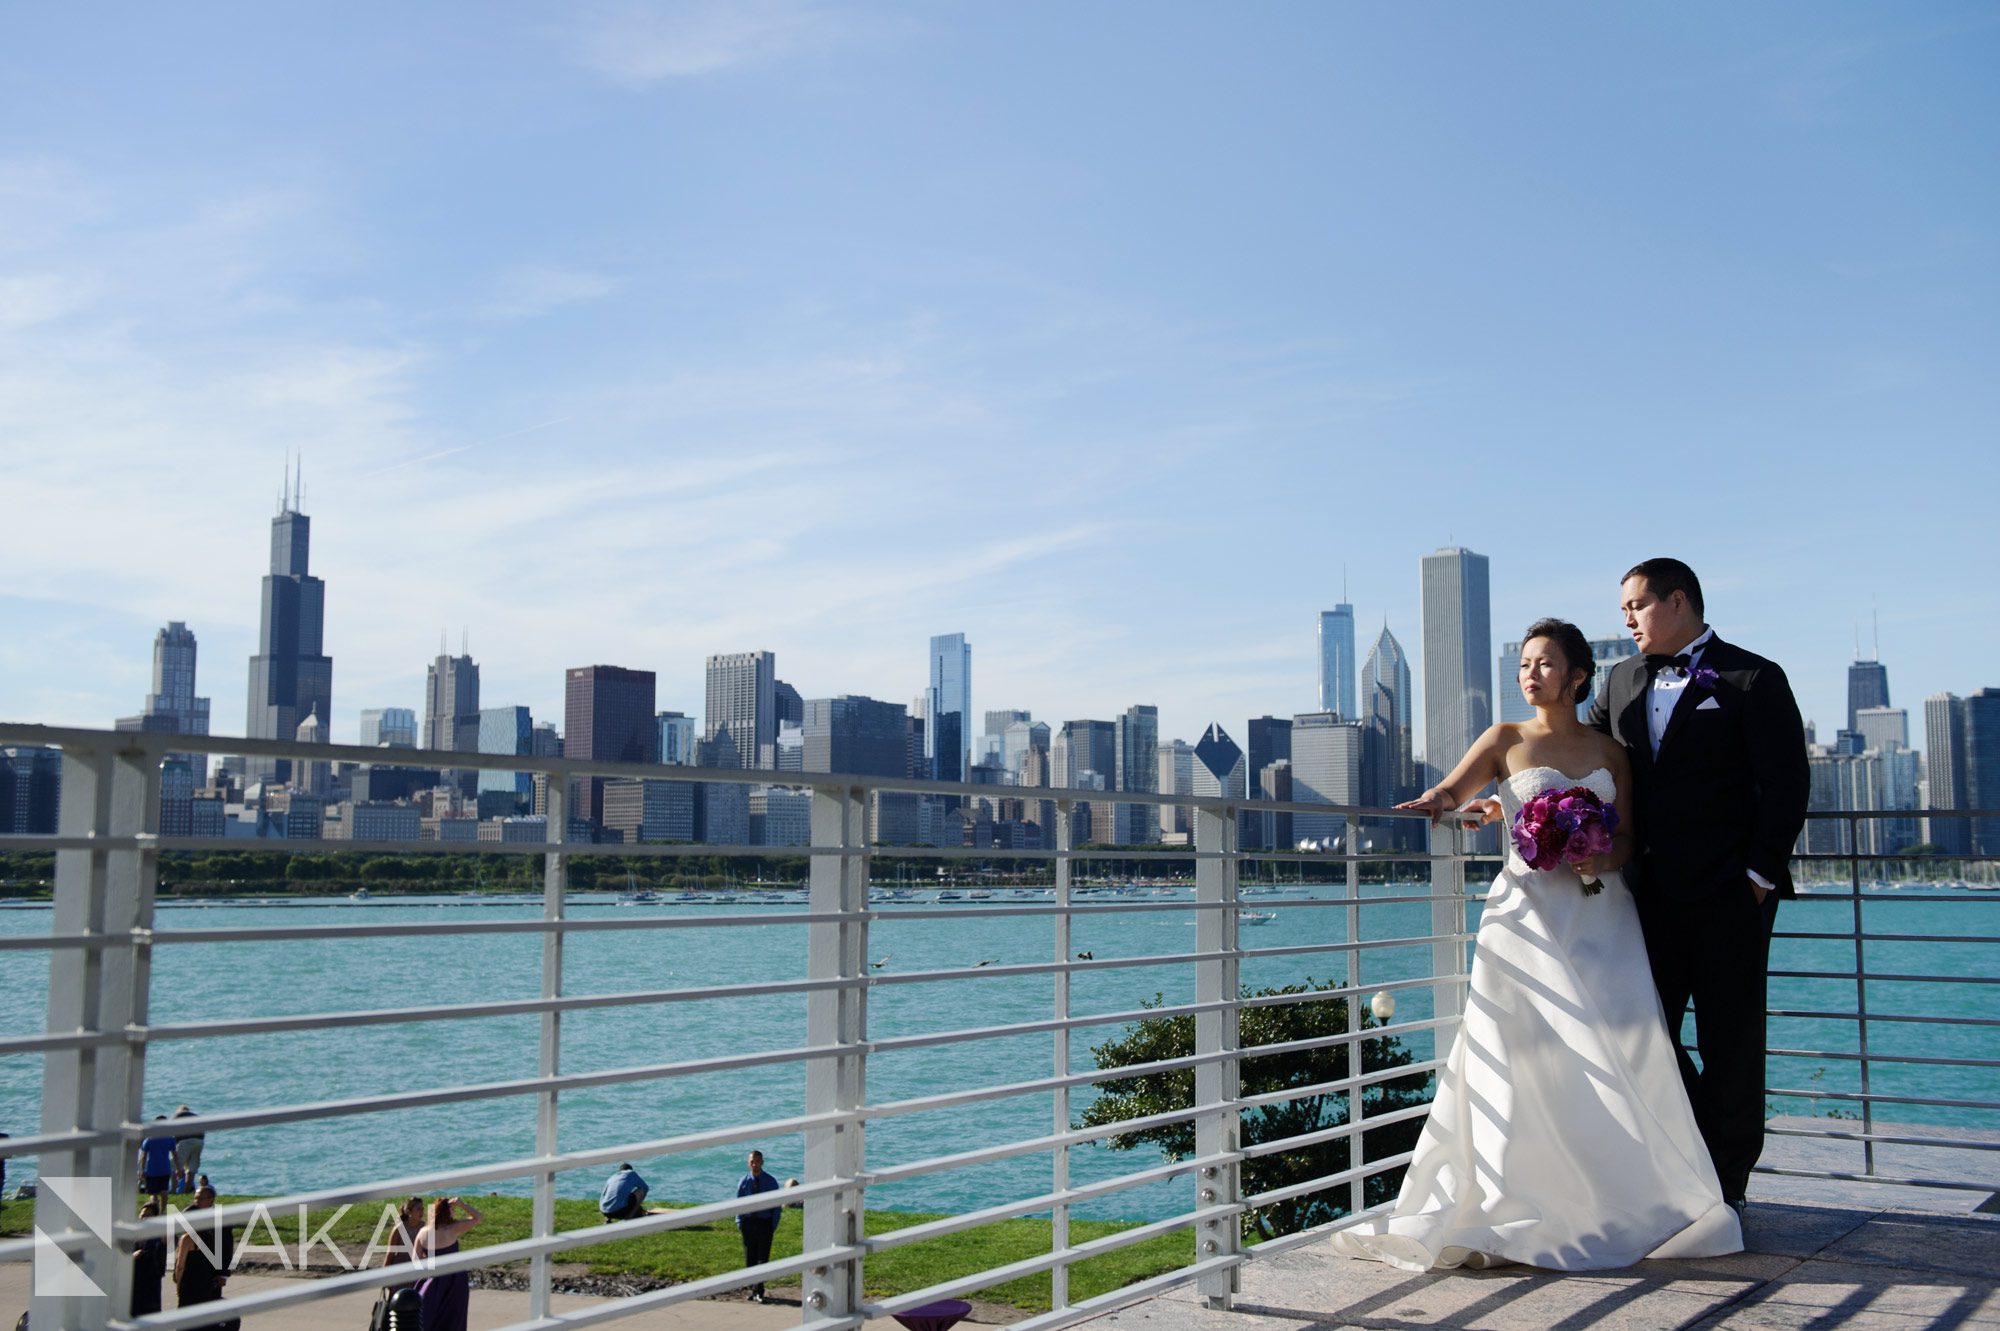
[1236,1057,1449,1115]
[0,1228,90,1264]
[1788,892,2000,903]
[0,720,1459,820]
[1767,1088,2000,1111]
[864,1202,1241,1318]
[862,1151,1232,1253]
[869,1103,1218,1186]
[0,1029,126,1056]
[118,1111,852,1242]
[1239,1100,1437,1160]
[117,1043,838,1139]
[1004,1253,1246,1331]
[0,1127,120,1158]
[1243,1211,1355,1259]
[0,832,867,861]
[1242,1150,1417,1209]
[869,998,1236,1057]
[142,972,859,1042]
[1768,1009,2000,1029]
[489,1252,867,1331]
[867,1020,1449,1125]
[1767,1047,2000,1069]
[1238,931,1475,964]
[148,910,857,943]
[872,891,1473,924]
[876,991,1456,1063]
[869,947,1238,986]
[115,1225,861,1331]
[1769,970,2000,984]
[1765,1125,2000,1151]
[0,931,115,951]
[1775,931,2000,945]
[1752,1166,1999,1193]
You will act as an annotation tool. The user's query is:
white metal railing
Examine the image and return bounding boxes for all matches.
[7,722,1990,1329]
[1758,807,2000,1196]
[0,723,1471,1330]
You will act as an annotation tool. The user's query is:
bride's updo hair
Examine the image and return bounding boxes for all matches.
[1521,618,1595,705]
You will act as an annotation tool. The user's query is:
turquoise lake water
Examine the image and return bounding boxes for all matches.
[1,881,1993,1222]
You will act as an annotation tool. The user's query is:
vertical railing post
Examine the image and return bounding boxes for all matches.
[804,783,869,1318]
[1849,813,1874,1175]
[1343,813,1364,1219]
[1050,797,1074,1311]
[1048,799,1080,1303]
[530,776,568,1318]
[33,738,157,1331]
[1193,801,1239,1307]
[1429,815,1468,1026]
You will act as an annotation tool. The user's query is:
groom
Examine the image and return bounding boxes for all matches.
[1586,557,1809,1214]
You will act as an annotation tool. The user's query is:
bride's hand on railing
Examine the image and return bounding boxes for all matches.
[1462,798,1501,828]
[1394,790,1454,823]
[1397,790,1498,826]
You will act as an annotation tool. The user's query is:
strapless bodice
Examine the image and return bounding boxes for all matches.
[1498,766,1617,876]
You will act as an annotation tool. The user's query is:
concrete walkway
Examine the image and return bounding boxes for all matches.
[1078,1201,2000,1331]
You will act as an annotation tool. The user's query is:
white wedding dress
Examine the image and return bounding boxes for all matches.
[1330,766,1742,1271]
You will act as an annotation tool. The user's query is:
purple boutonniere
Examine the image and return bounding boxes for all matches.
[1689,665,1721,691]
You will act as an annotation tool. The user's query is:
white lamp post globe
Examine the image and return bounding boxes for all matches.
[1369,991,1396,1022]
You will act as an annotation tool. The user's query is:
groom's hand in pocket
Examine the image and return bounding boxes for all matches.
[1748,877,1770,905]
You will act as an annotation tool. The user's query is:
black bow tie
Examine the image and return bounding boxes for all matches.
[1645,653,1692,675]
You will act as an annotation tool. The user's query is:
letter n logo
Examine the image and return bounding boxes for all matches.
[35,1176,113,1299]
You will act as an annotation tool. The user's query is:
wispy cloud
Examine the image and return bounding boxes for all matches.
[564,0,842,84]
[0,272,96,328]
[479,265,618,320]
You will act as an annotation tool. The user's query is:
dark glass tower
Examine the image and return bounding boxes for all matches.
[1847,660,1890,734]
[565,665,659,827]
[245,477,331,784]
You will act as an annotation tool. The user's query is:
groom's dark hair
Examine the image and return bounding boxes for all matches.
[1522,619,1595,704]
[1623,558,1704,617]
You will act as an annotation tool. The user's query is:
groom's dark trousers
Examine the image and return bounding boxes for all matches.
[1588,635,1809,1202]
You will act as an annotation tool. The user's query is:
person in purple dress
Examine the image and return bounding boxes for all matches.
[413,1196,483,1331]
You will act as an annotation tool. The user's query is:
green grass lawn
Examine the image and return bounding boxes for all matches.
[0,1193,1193,1312]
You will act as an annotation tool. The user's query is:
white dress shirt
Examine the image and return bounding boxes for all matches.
[1648,627,1773,895]
[1646,626,1713,754]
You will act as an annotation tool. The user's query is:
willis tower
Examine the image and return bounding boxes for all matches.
[246,463,332,783]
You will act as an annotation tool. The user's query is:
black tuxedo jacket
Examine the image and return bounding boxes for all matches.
[1586,634,1810,901]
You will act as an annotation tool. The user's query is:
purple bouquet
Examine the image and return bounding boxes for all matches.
[1511,786,1620,895]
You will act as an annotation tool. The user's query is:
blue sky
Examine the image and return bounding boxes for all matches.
[2,3,1995,759]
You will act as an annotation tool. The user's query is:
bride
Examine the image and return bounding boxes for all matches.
[1330,617,1741,1271]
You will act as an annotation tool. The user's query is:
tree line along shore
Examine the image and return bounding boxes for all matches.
[0,849,1453,899]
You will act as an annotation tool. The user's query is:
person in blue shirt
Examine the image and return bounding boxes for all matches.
[138,1116,178,1207]
[599,1163,653,1224]
[735,1150,783,1303]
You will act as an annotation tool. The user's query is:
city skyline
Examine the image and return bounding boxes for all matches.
[2,6,1995,754]
[16,491,1995,780]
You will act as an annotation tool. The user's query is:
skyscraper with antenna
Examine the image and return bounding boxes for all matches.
[245,456,332,784]
[1847,613,1890,736]
[1318,570,1356,719]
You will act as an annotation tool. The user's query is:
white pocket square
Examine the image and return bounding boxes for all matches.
[1696,696,1722,711]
